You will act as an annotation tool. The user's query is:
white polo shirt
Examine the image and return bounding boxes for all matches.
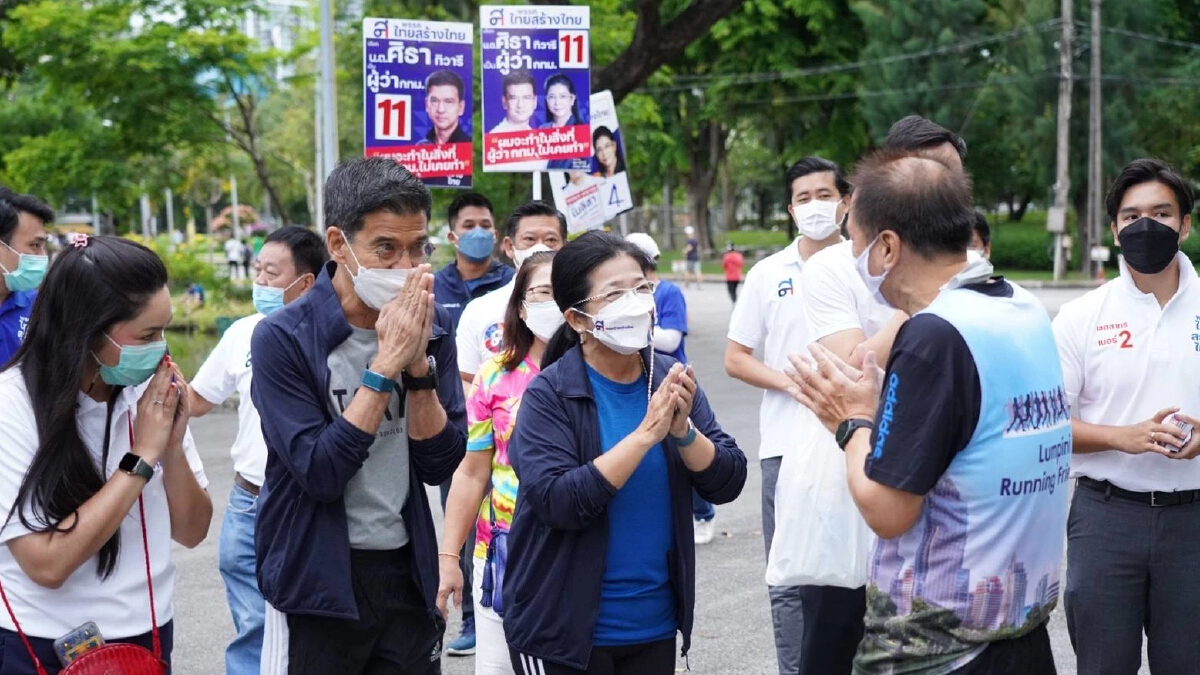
[1052,253,1200,492]
[456,280,514,378]
[728,239,827,460]
[802,240,895,343]
[191,313,266,486]
[0,367,209,638]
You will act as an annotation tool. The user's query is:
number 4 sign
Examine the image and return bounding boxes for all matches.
[374,94,411,141]
[558,30,589,68]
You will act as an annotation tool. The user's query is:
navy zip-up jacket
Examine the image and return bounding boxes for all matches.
[433,259,513,330]
[502,346,747,670]
[250,260,467,621]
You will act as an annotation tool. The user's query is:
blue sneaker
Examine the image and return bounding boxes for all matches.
[446,620,476,656]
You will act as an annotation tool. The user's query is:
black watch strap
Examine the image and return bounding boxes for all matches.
[401,356,438,391]
[836,418,875,451]
[119,452,155,482]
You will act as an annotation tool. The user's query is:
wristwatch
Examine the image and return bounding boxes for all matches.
[671,419,698,446]
[361,369,398,394]
[119,453,155,482]
[402,356,439,391]
[835,418,875,451]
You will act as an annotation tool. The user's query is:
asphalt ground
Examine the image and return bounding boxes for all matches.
[171,282,1147,675]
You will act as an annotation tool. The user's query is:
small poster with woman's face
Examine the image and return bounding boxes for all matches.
[550,90,634,236]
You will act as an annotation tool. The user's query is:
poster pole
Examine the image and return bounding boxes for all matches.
[532,172,543,201]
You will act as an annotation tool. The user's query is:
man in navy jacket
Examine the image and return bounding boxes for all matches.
[252,157,467,675]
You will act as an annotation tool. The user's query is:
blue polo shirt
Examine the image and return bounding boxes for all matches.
[652,280,688,364]
[433,260,514,330]
[0,290,34,366]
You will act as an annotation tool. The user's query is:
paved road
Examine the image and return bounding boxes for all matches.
[171,281,1144,675]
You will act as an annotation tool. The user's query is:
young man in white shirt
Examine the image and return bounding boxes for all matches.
[188,225,327,675]
[455,201,566,387]
[1053,158,1200,675]
[724,157,851,675]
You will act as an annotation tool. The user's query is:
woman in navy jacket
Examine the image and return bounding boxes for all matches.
[503,231,747,675]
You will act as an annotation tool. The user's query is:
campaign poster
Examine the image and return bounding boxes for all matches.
[480,5,592,173]
[363,18,474,189]
[550,90,634,236]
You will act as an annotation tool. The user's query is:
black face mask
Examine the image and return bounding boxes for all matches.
[1118,217,1180,274]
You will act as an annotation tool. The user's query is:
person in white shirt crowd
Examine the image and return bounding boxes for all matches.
[226,235,245,281]
[456,201,567,387]
[1053,158,1200,675]
[724,157,852,675]
[187,225,327,675]
[0,235,212,673]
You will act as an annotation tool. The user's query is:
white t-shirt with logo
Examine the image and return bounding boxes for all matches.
[802,240,895,343]
[456,280,515,379]
[1053,253,1200,491]
[727,239,827,460]
[0,368,209,638]
[191,313,266,486]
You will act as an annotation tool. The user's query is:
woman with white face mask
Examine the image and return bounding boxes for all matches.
[437,251,559,675]
[501,232,747,675]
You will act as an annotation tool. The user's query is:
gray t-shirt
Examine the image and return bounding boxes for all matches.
[326,327,410,550]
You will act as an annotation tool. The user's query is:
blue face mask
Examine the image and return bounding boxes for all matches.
[456,227,495,263]
[95,334,168,387]
[252,276,305,316]
[0,240,48,293]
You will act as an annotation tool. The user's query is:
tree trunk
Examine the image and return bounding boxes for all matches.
[1009,196,1033,221]
[249,152,289,225]
[758,188,769,231]
[720,156,736,246]
[680,120,727,257]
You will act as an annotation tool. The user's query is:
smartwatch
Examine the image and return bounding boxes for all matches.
[119,453,155,482]
[361,369,398,394]
[835,418,875,451]
[671,419,698,446]
[402,356,439,391]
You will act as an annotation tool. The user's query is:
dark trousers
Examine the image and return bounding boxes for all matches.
[438,480,475,627]
[726,280,740,303]
[953,623,1055,675]
[0,621,174,675]
[286,548,444,675]
[797,585,864,675]
[1065,482,1200,674]
[509,638,675,675]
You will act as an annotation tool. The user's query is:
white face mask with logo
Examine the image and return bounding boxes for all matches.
[792,199,841,240]
[346,243,413,310]
[524,300,565,342]
[575,290,655,355]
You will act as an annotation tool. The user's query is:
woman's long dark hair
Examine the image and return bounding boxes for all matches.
[592,127,627,177]
[4,236,169,579]
[500,251,555,372]
[541,231,652,370]
[544,74,580,127]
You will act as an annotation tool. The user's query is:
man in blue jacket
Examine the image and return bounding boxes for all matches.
[433,191,513,331]
[252,157,467,675]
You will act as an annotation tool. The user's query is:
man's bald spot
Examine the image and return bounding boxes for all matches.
[875,154,962,200]
[852,148,975,255]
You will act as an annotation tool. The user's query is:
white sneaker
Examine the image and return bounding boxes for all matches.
[694,518,715,545]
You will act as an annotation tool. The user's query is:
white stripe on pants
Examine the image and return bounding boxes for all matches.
[473,556,515,675]
[260,603,290,675]
[516,653,547,675]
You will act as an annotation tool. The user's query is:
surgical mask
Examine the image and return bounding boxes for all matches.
[943,250,995,291]
[1118,217,1180,275]
[346,244,413,310]
[94,334,168,387]
[252,276,305,317]
[855,237,894,310]
[576,291,655,355]
[792,200,841,240]
[513,243,552,268]
[0,240,48,293]
[456,227,496,263]
[523,300,565,341]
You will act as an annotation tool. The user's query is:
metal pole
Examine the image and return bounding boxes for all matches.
[531,172,543,201]
[1052,0,1073,282]
[164,189,176,243]
[231,175,241,240]
[1087,0,1102,278]
[314,67,325,232]
[139,192,151,240]
[91,192,101,236]
[319,0,339,181]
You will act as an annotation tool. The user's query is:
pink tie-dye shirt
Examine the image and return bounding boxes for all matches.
[466,353,540,559]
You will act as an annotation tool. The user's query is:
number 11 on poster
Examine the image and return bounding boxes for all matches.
[558,30,588,68]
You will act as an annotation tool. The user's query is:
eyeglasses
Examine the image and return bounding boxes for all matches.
[577,282,656,308]
[524,284,554,302]
[367,240,435,266]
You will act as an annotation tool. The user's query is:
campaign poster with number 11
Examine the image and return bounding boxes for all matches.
[480,5,592,173]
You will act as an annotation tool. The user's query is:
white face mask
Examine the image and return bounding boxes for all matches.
[523,300,565,342]
[346,244,413,310]
[855,237,894,310]
[513,243,552,268]
[792,199,841,240]
[576,290,655,356]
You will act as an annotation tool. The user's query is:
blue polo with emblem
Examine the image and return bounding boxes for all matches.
[0,290,34,366]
